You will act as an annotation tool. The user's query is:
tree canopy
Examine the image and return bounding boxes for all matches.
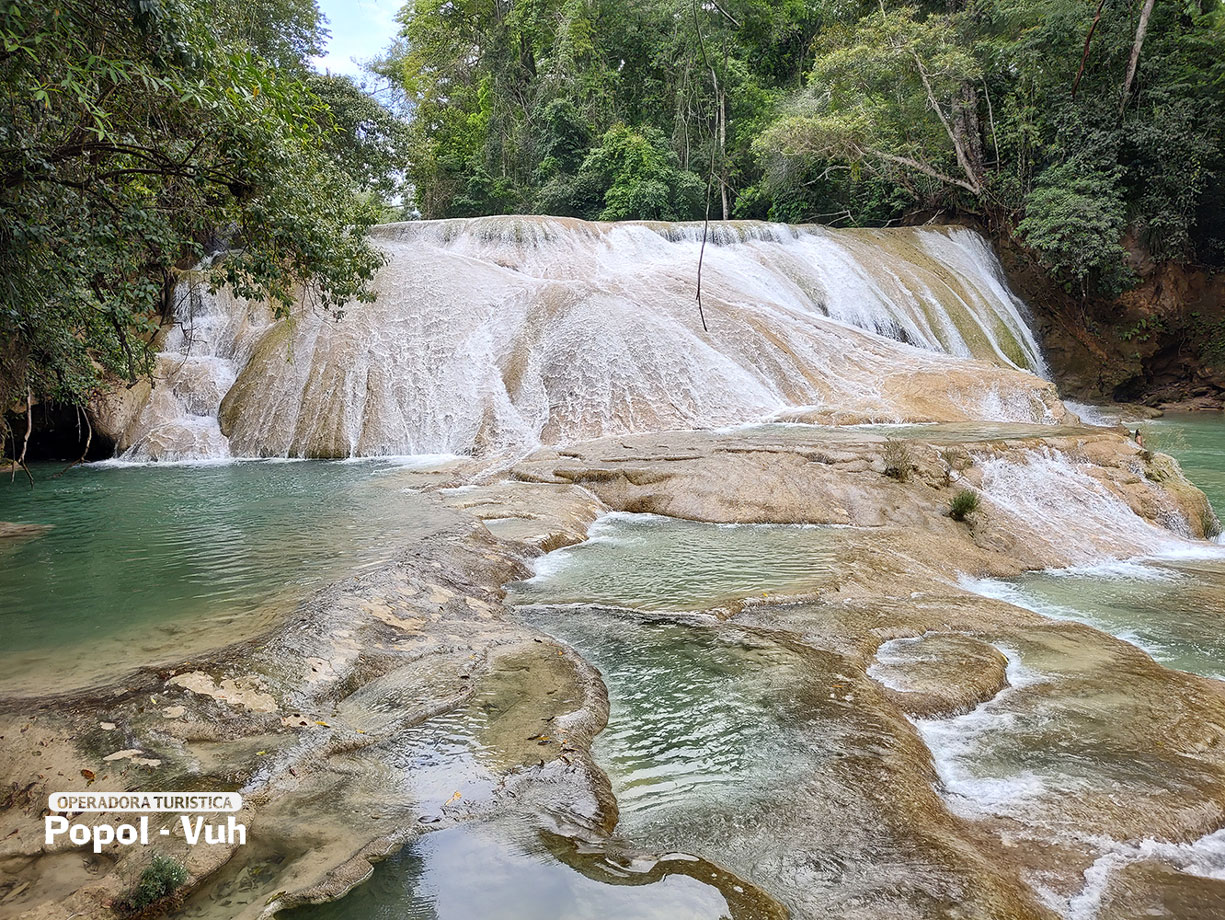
[0,0,407,416]
[377,0,1225,291]
[3,0,1223,432]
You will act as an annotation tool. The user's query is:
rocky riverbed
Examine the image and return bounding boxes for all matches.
[2,422,1223,920]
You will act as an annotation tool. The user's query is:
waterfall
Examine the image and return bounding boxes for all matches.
[116,216,1060,461]
[976,449,1199,563]
[119,285,273,462]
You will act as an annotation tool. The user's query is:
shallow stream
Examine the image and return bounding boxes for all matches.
[923,411,1225,914]
[5,413,1225,918]
[963,411,1225,680]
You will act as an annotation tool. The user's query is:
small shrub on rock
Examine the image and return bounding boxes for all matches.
[882,438,914,481]
[949,489,980,522]
[118,853,188,915]
[939,447,972,485]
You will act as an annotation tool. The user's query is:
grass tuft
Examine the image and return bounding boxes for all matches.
[882,438,914,481]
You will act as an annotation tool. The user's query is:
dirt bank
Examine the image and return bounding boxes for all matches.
[995,231,1225,408]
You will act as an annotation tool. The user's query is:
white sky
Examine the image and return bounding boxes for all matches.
[311,0,403,77]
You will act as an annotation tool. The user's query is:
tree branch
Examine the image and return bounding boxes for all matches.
[863,145,983,194]
[1073,0,1108,99]
[910,51,981,193]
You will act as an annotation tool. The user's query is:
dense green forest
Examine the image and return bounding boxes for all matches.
[1,0,1223,428]
[0,0,406,416]
[379,0,1224,291]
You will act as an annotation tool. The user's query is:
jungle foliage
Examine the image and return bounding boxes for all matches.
[378,0,1225,291]
[0,0,408,414]
[3,0,1224,420]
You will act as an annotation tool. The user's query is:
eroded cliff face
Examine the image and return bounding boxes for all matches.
[996,231,1225,407]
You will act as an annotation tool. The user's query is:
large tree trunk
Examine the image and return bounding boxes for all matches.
[1121,0,1157,110]
[952,83,985,188]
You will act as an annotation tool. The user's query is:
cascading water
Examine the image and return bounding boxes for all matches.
[120,284,273,461]
[976,449,1198,564]
[116,217,1059,461]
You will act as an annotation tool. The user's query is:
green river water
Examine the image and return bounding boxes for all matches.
[0,460,439,695]
[1149,411,1225,512]
[289,515,843,919]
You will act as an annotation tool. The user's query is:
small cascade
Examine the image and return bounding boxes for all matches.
[976,449,1197,563]
[120,283,273,462]
[115,217,1060,461]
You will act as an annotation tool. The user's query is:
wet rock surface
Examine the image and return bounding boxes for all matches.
[869,634,1010,719]
[0,522,50,542]
[1,422,1223,919]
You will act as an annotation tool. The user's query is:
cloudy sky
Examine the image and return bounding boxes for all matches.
[311,0,402,77]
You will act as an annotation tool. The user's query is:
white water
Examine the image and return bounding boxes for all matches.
[908,634,1225,920]
[120,285,272,462]
[116,217,1059,461]
[1043,829,1225,920]
[976,448,1198,563]
[912,644,1051,818]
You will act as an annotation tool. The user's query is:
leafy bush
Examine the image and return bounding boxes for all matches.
[575,126,704,221]
[117,853,188,914]
[882,438,914,481]
[1017,160,1131,294]
[949,489,980,521]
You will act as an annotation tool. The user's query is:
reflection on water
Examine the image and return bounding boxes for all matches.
[0,461,441,693]
[508,513,837,611]
[279,630,791,920]
[283,823,738,920]
[285,608,832,919]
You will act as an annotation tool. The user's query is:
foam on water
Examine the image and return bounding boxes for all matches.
[963,556,1225,682]
[1061,401,1146,428]
[1035,828,1225,920]
[866,636,932,692]
[914,646,1052,818]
